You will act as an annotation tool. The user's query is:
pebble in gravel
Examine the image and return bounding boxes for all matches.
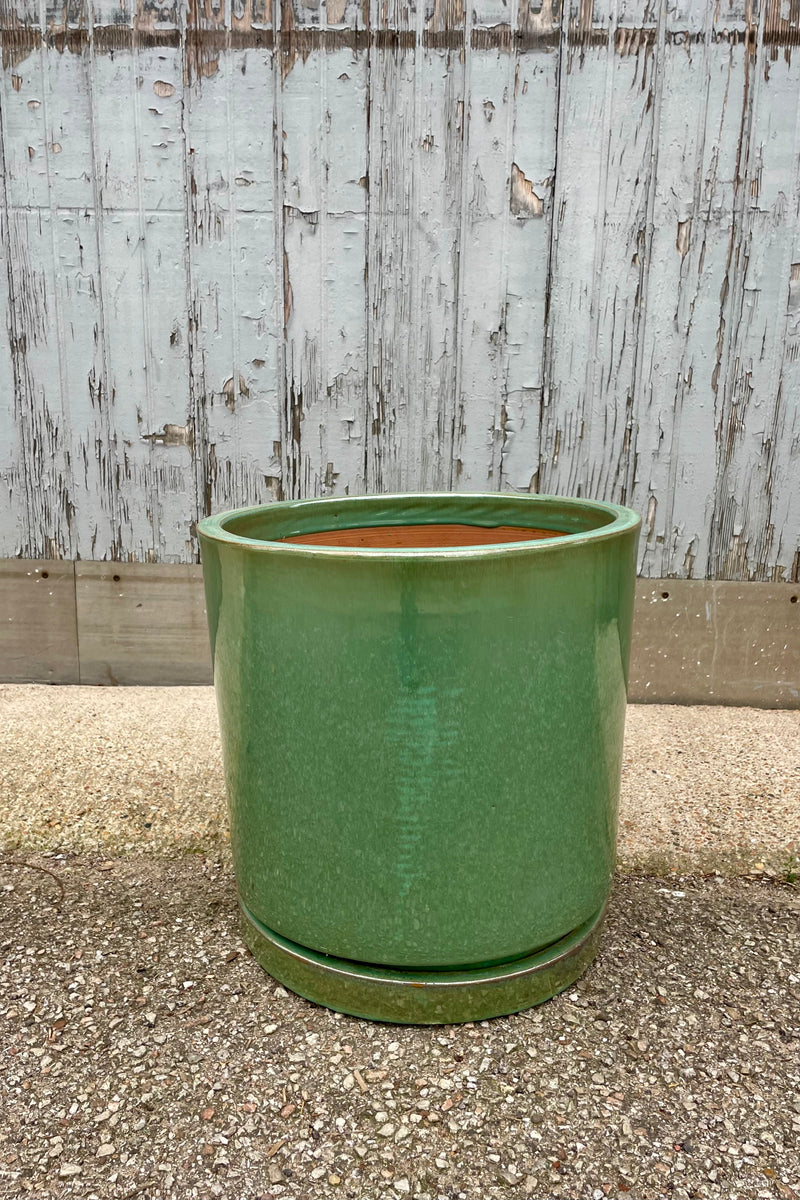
[0,855,797,1200]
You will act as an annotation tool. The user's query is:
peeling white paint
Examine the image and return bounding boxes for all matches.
[0,0,797,579]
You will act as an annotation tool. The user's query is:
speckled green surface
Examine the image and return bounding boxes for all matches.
[239,900,607,1025]
[200,494,640,1017]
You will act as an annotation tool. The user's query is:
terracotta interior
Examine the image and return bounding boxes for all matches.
[279,523,565,549]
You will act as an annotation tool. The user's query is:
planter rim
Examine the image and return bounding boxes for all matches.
[198,492,641,560]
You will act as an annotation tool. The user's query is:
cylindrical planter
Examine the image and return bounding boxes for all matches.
[199,493,640,1023]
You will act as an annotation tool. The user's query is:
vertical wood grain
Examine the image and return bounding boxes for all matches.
[0,0,798,579]
[631,0,800,581]
[499,10,559,494]
[183,21,283,522]
[364,0,412,491]
[541,0,662,507]
[631,1,743,579]
[455,0,559,493]
[0,29,76,559]
[90,35,196,561]
[707,1,800,582]
[452,0,516,493]
[280,13,368,500]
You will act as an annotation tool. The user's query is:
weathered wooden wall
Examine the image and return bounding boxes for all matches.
[0,0,798,578]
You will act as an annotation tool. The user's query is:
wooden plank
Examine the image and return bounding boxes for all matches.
[540,0,661,508]
[131,43,196,562]
[632,0,800,583]
[82,41,151,561]
[39,43,118,559]
[281,41,368,498]
[0,43,51,212]
[408,0,466,492]
[0,559,79,683]
[0,42,76,559]
[630,1,750,579]
[2,205,76,559]
[453,34,517,491]
[277,0,369,500]
[784,152,800,585]
[0,86,28,557]
[90,42,197,561]
[366,0,469,492]
[74,561,212,684]
[183,43,283,517]
[629,580,800,708]
[53,207,118,559]
[365,11,416,491]
[706,3,800,582]
[454,0,558,493]
[494,6,558,493]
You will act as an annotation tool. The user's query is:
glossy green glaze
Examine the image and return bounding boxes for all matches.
[239,899,608,1025]
[199,493,640,1021]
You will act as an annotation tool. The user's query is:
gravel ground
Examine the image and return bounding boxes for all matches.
[0,686,797,877]
[0,856,797,1200]
[1,686,797,1199]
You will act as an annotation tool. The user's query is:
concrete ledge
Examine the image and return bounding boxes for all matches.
[0,559,79,684]
[75,562,210,686]
[628,580,799,707]
[0,560,798,705]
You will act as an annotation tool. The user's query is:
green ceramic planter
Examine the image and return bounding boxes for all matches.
[199,493,640,1023]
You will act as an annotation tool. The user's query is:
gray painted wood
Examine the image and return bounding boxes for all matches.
[0,0,798,580]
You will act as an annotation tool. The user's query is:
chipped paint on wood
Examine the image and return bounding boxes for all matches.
[367,0,468,493]
[0,0,798,577]
[281,41,368,499]
[454,0,560,494]
[542,0,662,512]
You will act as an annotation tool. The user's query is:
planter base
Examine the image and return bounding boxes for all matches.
[239,900,607,1024]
